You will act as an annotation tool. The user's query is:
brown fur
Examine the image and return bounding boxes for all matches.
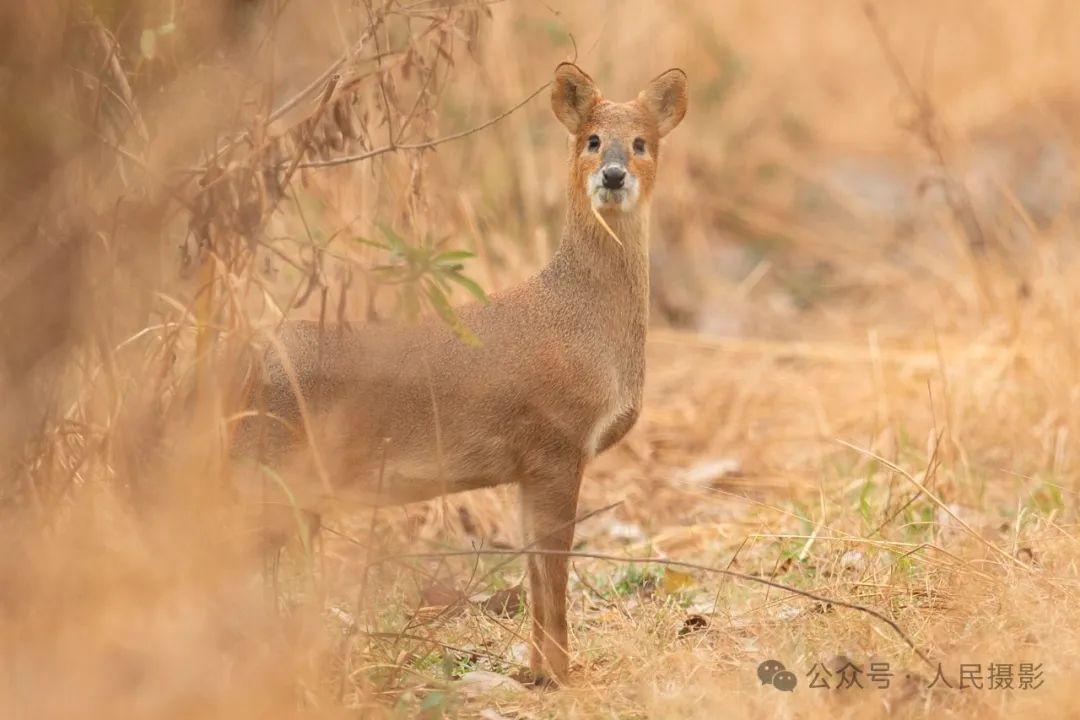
[234,63,688,684]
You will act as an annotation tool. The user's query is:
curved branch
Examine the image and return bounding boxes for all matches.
[368,546,937,670]
[295,81,551,170]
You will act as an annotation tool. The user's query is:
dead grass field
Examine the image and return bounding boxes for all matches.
[4,1,1080,718]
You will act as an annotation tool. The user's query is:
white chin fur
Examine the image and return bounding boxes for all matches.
[588,176,640,212]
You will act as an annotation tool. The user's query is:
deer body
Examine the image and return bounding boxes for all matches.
[253,207,648,498]
[239,64,687,684]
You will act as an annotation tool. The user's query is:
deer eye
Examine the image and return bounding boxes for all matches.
[633,137,646,155]
[586,135,601,152]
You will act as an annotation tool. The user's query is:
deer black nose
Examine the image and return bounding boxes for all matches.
[602,165,626,190]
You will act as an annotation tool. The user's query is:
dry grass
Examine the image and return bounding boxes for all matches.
[4,1,1080,718]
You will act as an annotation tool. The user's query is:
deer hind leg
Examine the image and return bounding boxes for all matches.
[520,458,584,685]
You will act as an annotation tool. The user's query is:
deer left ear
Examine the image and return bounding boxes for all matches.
[638,68,688,137]
[551,63,601,135]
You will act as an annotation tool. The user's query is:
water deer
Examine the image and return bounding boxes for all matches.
[237,63,688,684]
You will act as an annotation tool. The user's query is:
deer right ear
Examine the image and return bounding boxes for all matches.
[551,63,600,134]
[638,68,688,137]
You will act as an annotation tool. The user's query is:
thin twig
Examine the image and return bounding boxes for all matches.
[868,428,945,537]
[194,20,381,171]
[324,501,623,639]
[278,74,340,190]
[861,2,988,253]
[363,631,528,670]
[369,547,936,669]
[296,81,551,170]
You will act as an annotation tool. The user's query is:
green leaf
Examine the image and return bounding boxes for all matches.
[434,250,475,263]
[425,281,480,346]
[419,691,449,719]
[432,270,453,293]
[446,271,489,304]
[377,223,407,252]
[353,235,390,250]
[424,280,454,318]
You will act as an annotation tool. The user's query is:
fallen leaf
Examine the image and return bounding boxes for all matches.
[412,605,465,622]
[328,606,356,632]
[457,671,527,696]
[773,606,802,621]
[678,614,708,636]
[652,523,729,555]
[678,458,742,488]
[662,568,696,594]
[420,580,466,606]
[413,580,467,621]
[840,550,866,572]
[606,521,647,543]
[593,609,625,624]
[477,585,525,617]
[508,642,529,665]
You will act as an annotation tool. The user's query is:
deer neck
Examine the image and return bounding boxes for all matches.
[542,190,651,344]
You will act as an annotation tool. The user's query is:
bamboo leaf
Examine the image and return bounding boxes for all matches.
[432,271,452,293]
[377,223,407,255]
[353,235,390,251]
[434,250,475,263]
[425,281,481,346]
[446,270,489,304]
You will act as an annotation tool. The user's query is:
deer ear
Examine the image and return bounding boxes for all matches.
[638,68,688,137]
[551,63,600,134]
